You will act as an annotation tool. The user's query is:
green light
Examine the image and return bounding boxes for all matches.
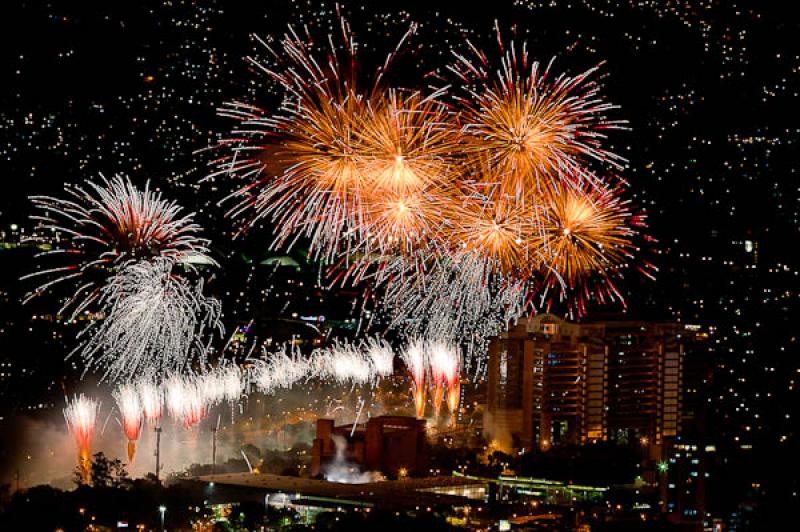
[657,461,668,473]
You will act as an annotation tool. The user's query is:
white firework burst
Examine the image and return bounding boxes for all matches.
[76,258,223,382]
[200,364,244,406]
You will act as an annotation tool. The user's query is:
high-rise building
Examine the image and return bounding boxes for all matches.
[485,314,684,451]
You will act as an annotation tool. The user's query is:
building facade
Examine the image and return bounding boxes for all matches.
[485,314,683,451]
[311,415,428,478]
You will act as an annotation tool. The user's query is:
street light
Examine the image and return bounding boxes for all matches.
[158,505,166,532]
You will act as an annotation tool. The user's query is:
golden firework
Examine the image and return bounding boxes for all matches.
[215,19,647,324]
[538,180,635,287]
[358,90,457,194]
[453,42,624,199]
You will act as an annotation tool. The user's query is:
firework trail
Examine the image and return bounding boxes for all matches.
[64,394,100,483]
[113,384,142,462]
[25,174,213,317]
[428,341,461,419]
[76,258,223,383]
[401,339,428,418]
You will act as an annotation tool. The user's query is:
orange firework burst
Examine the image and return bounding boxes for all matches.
[357,90,459,254]
[535,177,650,315]
[213,16,651,343]
[446,182,537,276]
[539,180,636,284]
[359,90,457,195]
[216,20,422,260]
[451,30,625,199]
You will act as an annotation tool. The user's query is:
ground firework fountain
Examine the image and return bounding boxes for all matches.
[64,395,99,484]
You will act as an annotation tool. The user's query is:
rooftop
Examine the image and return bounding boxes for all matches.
[197,472,486,510]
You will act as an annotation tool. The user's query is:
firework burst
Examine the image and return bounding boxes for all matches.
[210,18,651,369]
[251,348,311,394]
[214,19,428,260]
[450,30,625,198]
[26,175,212,316]
[76,258,223,382]
[363,337,395,379]
[536,178,649,315]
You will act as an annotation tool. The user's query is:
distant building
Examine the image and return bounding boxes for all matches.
[485,314,683,451]
[311,415,428,478]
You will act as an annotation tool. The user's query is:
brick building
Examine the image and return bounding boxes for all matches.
[311,415,428,478]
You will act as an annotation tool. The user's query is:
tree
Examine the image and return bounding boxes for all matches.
[73,452,131,488]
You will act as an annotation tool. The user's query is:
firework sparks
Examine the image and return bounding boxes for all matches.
[76,258,223,382]
[313,343,373,386]
[136,380,164,426]
[200,364,244,406]
[25,174,213,316]
[429,341,461,420]
[113,384,142,462]
[64,394,99,483]
[251,348,311,394]
[382,252,529,369]
[166,375,206,429]
[363,337,395,379]
[218,364,245,404]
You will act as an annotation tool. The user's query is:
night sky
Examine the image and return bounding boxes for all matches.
[0,0,797,524]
